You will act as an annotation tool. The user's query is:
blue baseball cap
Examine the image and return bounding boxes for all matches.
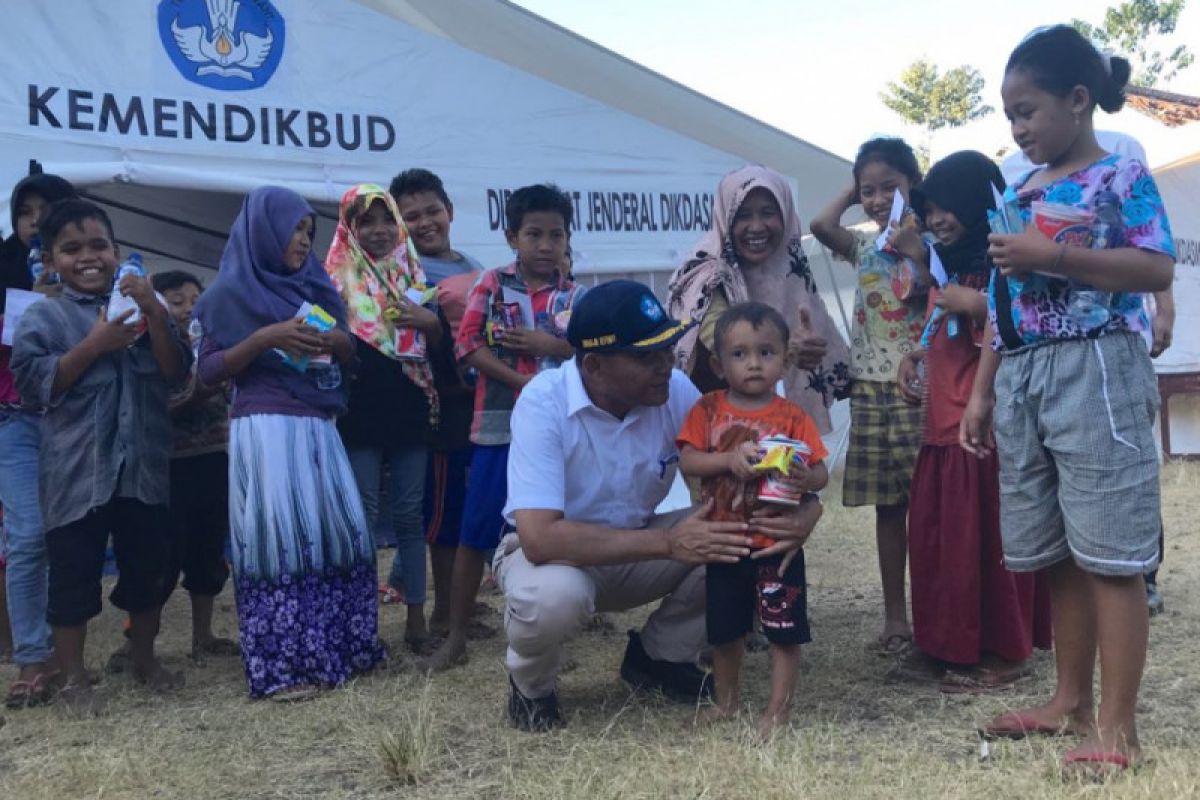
[566,280,694,352]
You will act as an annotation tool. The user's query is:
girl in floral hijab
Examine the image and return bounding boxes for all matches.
[325,183,444,652]
[325,183,438,424]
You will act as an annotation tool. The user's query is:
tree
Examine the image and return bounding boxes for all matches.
[879,60,994,169]
[1072,0,1194,87]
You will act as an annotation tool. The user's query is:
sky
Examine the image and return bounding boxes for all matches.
[511,0,1200,169]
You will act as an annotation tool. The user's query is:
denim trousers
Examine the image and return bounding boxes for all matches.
[347,444,428,605]
[0,411,52,665]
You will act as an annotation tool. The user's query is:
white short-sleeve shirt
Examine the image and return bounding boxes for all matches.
[503,358,701,530]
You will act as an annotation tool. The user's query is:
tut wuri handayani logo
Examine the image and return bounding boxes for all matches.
[158,0,285,91]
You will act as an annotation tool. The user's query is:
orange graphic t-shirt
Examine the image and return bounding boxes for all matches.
[677,391,828,547]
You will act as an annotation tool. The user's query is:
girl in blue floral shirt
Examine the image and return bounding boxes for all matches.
[962,26,1175,775]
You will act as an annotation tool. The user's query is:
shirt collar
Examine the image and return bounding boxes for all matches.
[564,358,592,417]
[62,286,107,304]
[503,261,568,292]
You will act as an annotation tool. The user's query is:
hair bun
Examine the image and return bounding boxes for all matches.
[1099,55,1131,113]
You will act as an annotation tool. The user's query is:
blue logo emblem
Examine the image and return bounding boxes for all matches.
[641,295,664,321]
[158,0,285,91]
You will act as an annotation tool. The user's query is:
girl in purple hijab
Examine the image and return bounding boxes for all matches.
[195,186,385,700]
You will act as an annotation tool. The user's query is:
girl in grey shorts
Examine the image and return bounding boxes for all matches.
[961,25,1176,776]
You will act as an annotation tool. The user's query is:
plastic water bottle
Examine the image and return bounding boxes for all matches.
[187,317,203,361]
[1068,192,1122,332]
[27,235,57,285]
[106,252,145,324]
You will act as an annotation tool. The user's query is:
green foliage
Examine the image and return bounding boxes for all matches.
[880,60,994,131]
[1072,0,1195,87]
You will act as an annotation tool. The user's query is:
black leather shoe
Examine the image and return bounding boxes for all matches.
[619,629,712,704]
[507,676,564,732]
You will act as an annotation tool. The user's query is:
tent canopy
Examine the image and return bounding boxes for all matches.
[0,0,850,281]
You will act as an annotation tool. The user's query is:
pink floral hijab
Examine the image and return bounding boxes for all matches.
[668,165,850,432]
[324,184,438,426]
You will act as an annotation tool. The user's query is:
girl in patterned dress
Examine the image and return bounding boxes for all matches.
[194,187,386,700]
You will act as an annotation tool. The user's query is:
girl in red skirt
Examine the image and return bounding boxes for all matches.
[899,151,1051,692]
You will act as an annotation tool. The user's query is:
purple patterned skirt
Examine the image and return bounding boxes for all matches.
[230,415,387,698]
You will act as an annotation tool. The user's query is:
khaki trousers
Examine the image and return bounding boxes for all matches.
[494,507,704,698]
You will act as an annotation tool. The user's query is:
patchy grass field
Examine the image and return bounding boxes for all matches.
[1,463,1197,799]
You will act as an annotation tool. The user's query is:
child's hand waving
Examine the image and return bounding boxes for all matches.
[988,227,1060,276]
[727,440,760,481]
[86,307,140,353]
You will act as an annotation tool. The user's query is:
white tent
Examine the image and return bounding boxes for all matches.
[1155,152,1200,456]
[0,0,851,293]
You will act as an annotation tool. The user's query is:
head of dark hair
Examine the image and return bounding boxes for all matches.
[1006,25,1131,114]
[505,183,573,233]
[152,270,203,293]
[388,168,451,207]
[713,301,790,356]
[39,199,116,251]
[853,137,922,193]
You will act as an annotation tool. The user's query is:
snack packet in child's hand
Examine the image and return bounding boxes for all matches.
[276,302,335,372]
[392,286,436,360]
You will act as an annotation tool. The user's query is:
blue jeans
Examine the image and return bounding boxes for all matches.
[0,412,52,666]
[348,444,428,606]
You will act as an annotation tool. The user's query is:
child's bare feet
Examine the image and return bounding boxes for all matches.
[754,706,791,743]
[419,632,468,672]
[56,680,107,718]
[980,700,1095,739]
[133,658,185,692]
[695,702,738,727]
[190,635,239,665]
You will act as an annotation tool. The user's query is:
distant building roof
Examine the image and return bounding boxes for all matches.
[1126,86,1200,127]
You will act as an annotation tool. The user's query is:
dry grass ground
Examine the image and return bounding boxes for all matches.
[1,463,1197,799]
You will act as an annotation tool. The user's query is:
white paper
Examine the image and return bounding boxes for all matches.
[990,182,1012,232]
[929,247,949,288]
[875,191,907,252]
[404,287,425,305]
[2,289,43,346]
[502,286,536,329]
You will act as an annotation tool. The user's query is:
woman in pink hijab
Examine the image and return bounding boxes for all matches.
[668,165,849,432]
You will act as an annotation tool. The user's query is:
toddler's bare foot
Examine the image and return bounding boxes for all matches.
[133,658,185,692]
[754,707,790,743]
[695,703,738,727]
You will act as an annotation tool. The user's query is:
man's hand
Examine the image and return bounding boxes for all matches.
[748,498,822,571]
[788,307,828,371]
[85,307,139,354]
[665,500,752,565]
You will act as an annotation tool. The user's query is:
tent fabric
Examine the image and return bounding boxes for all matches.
[1154,152,1200,375]
[0,0,850,282]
